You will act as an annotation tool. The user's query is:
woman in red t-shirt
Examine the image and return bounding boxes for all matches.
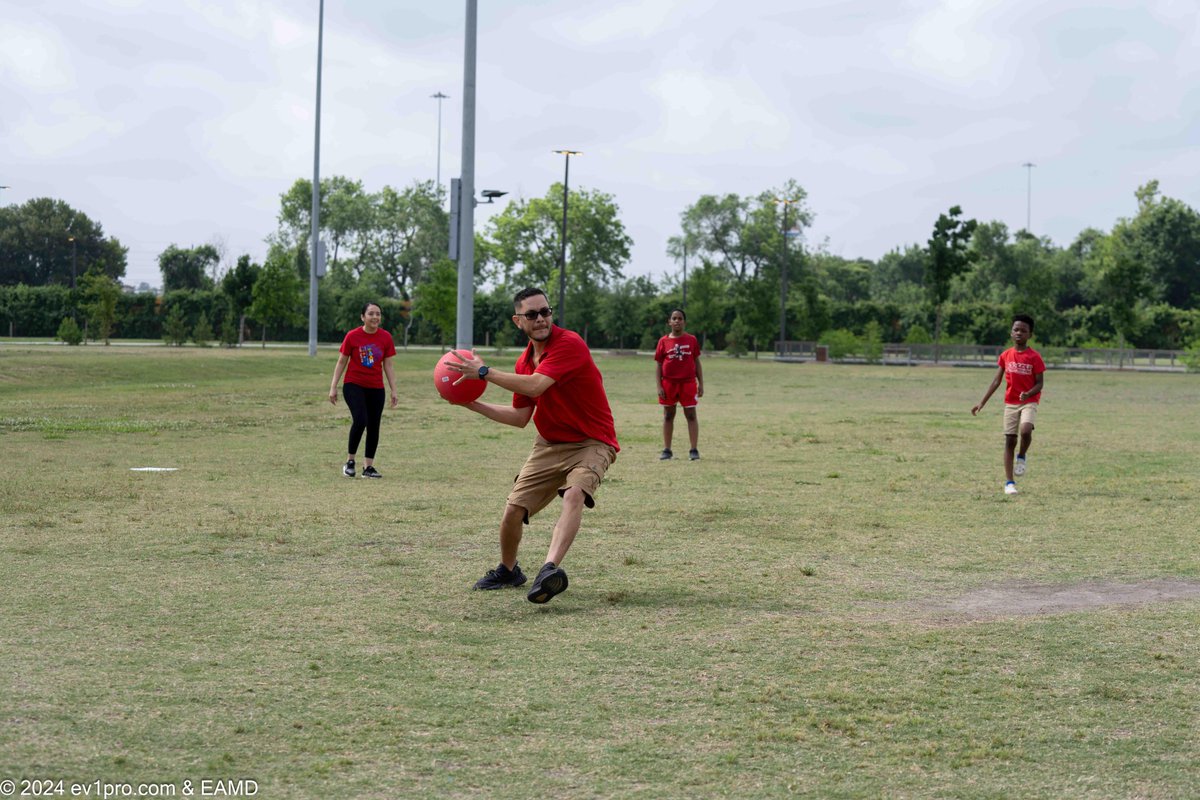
[328,302,397,478]
[654,308,704,460]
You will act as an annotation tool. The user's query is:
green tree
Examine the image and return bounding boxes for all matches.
[684,262,727,350]
[358,181,448,298]
[1090,224,1148,348]
[1128,181,1200,309]
[221,254,261,346]
[870,245,926,300]
[677,182,813,286]
[925,206,978,354]
[162,306,189,346]
[0,198,127,286]
[158,244,219,292]
[56,316,83,345]
[734,275,779,358]
[413,257,458,345]
[487,184,632,337]
[250,247,304,347]
[219,304,240,348]
[79,270,122,345]
[599,276,659,349]
[275,176,373,272]
[191,312,213,347]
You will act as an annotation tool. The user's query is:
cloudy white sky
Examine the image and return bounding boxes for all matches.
[4,0,1198,289]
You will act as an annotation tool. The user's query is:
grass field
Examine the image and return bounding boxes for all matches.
[1,345,1198,799]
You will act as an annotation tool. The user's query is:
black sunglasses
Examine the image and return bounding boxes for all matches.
[517,307,553,321]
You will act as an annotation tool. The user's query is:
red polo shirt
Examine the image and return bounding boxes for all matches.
[513,326,619,451]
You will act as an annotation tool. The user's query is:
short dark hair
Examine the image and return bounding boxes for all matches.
[669,308,686,320]
[362,302,381,315]
[513,287,547,310]
[1012,313,1035,332]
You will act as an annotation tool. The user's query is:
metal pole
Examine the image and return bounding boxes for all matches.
[779,202,789,348]
[308,0,324,357]
[559,155,570,329]
[1023,162,1036,232]
[682,242,687,308]
[70,237,77,289]
[455,0,478,351]
[431,92,448,203]
[553,149,581,329]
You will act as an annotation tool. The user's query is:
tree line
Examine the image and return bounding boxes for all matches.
[1,177,1197,352]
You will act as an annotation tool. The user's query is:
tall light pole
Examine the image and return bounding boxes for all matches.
[777,198,800,350]
[553,149,581,329]
[454,0,479,351]
[1023,162,1036,233]
[68,236,78,288]
[308,0,325,358]
[431,92,449,204]
[682,241,688,308]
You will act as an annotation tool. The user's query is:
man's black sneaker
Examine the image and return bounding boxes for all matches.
[689,449,700,461]
[473,563,527,590]
[343,459,356,477]
[526,562,568,604]
[361,466,382,478]
[659,449,673,460]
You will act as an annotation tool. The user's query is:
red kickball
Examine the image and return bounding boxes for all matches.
[434,350,486,404]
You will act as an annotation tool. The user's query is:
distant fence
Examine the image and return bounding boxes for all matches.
[775,341,1191,372]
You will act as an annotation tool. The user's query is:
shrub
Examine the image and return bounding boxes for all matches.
[220,315,239,348]
[57,316,83,346]
[191,312,213,347]
[820,329,860,359]
[1182,344,1200,374]
[861,321,883,364]
[162,306,189,346]
[905,324,932,344]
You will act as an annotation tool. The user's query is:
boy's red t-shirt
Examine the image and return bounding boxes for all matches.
[339,327,396,389]
[513,326,619,451]
[654,333,701,381]
[998,346,1045,404]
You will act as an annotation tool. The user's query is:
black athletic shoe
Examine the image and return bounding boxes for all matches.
[659,448,673,460]
[343,459,356,477]
[526,562,568,604]
[689,449,700,461]
[361,466,381,479]
[473,563,527,590]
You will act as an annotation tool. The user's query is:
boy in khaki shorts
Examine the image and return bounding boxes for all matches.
[971,314,1045,495]
[445,288,619,604]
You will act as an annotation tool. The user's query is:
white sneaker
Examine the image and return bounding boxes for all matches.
[1014,457,1027,476]
[1004,482,1018,495]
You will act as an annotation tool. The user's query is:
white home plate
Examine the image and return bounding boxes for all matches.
[129,467,179,472]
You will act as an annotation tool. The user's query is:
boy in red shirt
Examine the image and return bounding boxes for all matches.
[654,308,704,460]
[971,314,1045,495]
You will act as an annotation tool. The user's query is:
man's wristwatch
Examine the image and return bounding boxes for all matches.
[477,365,490,380]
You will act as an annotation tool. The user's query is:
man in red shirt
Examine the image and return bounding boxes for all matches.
[445,288,619,604]
[971,314,1046,495]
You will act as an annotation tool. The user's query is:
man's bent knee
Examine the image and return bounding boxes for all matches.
[561,486,586,509]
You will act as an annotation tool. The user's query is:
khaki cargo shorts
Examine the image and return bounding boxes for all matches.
[1003,402,1038,435]
[507,437,617,523]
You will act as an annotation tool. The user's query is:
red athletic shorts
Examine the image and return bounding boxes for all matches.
[659,378,699,408]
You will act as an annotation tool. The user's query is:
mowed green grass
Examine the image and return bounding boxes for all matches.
[1,346,1198,799]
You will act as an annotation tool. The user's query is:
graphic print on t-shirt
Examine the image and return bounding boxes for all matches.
[665,341,692,361]
[358,343,382,369]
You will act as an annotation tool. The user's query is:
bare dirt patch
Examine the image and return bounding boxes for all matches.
[918,579,1200,623]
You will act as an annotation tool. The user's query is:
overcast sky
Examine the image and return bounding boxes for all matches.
[5,0,1198,289]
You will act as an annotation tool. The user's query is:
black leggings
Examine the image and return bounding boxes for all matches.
[343,383,385,460]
